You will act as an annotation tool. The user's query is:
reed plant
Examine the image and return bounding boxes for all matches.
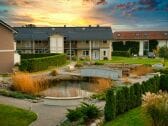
[12,72,48,95]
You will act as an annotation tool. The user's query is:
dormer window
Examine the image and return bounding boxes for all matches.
[164,33,168,36]
[136,33,139,36]
[103,40,107,43]
[117,33,121,37]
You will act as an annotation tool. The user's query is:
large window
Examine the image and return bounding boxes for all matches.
[66,50,75,56]
[83,50,89,56]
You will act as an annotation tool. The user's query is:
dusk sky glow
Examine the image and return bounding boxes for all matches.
[0,0,168,31]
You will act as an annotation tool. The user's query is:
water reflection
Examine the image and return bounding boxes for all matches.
[41,78,112,97]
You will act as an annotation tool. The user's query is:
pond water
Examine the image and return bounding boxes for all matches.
[40,78,112,97]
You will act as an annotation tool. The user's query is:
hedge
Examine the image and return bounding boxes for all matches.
[112,51,131,57]
[19,54,66,72]
[160,74,168,91]
[104,76,161,121]
[113,41,139,54]
[21,54,58,59]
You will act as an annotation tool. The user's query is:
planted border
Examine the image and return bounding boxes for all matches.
[104,76,161,121]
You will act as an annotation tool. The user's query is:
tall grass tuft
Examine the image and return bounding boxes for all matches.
[12,72,48,95]
[89,78,112,93]
[131,65,153,76]
[142,91,168,126]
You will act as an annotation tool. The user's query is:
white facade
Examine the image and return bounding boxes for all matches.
[158,40,168,48]
[50,34,64,53]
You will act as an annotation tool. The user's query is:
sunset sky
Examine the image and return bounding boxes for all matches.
[0,0,168,31]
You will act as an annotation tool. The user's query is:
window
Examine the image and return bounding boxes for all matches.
[135,33,139,36]
[83,50,89,56]
[164,33,168,36]
[17,41,21,44]
[117,33,121,37]
[103,51,105,56]
[103,40,107,43]
[86,41,89,44]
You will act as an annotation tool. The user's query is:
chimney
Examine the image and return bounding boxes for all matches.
[64,25,66,27]
[97,24,100,27]
[89,25,91,27]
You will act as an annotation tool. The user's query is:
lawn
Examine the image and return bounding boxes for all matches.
[0,104,37,126]
[93,56,168,67]
[104,107,152,126]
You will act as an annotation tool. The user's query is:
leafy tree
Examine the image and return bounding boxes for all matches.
[159,47,168,59]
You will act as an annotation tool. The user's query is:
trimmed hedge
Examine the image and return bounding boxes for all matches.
[113,41,139,54]
[21,54,57,59]
[104,76,161,121]
[19,54,66,72]
[160,74,168,91]
[112,51,131,57]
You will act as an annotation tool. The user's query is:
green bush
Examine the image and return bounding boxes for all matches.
[66,102,101,123]
[116,88,126,115]
[133,83,142,106]
[160,74,168,91]
[95,61,105,65]
[0,89,36,99]
[104,88,116,121]
[19,54,66,72]
[113,41,139,54]
[112,51,131,57]
[21,54,57,59]
[104,76,161,122]
[91,92,106,100]
[67,108,83,122]
[159,47,168,59]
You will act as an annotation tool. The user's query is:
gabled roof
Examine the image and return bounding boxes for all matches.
[114,31,168,40]
[0,20,17,33]
[14,26,113,41]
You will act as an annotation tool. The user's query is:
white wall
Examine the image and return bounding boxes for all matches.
[14,53,20,65]
[50,34,64,53]
[158,40,168,48]
[139,41,144,56]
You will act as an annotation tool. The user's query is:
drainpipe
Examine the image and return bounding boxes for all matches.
[89,40,92,61]
[69,40,72,61]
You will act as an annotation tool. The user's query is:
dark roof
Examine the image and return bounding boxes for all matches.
[14,27,112,41]
[0,20,17,33]
[114,31,168,40]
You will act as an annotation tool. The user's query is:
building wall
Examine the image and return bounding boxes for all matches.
[158,40,168,48]
[0,24,15,73]
[50,34,64,53]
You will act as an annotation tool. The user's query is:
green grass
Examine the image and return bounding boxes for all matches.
[104,107,152,126]
[100,56,165,65]
[0,104,37,126]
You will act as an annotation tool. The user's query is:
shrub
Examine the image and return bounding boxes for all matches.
[75,62,83,68]
[129,85,136,109]
[12,72,48,95]
[116,88,126,115]
[80,102,101,121]
[133,83,142,106]
[160,74,168,91]
[66,102,101,123]
[91,91,106,100]
[104,88,116,121]
[159,47,168,59]
[19,54,66,72]
[21,54,57,59]
[112,51,131,57]
[131,65,153,76]
[67,108,83,122]
[50,69,58,76]
[0,89,36,99]
[142,91,168,126]
[122,86,130,111]
[94,61,105,65]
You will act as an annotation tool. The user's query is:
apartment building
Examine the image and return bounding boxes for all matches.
[14,26,113,60]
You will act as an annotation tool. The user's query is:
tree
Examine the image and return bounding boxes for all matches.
[159,47,168,59]
[104,88,116,121]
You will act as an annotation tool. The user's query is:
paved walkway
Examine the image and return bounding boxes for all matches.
[0,96,75,126]
[0,96,105,126]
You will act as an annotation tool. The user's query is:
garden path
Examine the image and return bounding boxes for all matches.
[0,95,105,126]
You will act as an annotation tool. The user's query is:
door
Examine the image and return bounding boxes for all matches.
[92,50,99,60]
